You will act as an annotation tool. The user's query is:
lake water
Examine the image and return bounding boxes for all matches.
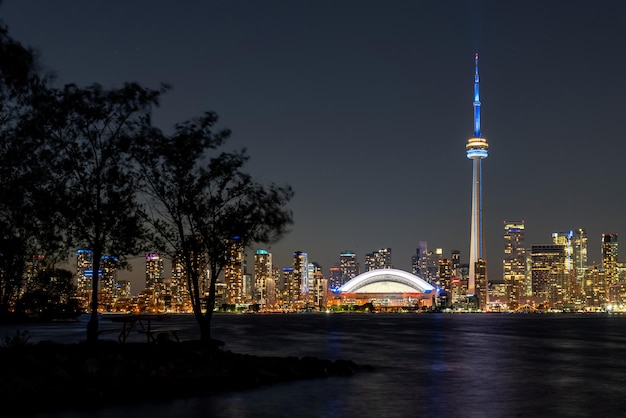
[3,313,626,417]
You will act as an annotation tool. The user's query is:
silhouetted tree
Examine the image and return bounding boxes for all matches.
[0,22,59,319]
[40,83,161,342]
[133,112,293,343]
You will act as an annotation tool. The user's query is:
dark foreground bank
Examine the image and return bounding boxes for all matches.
[0,339,371,416]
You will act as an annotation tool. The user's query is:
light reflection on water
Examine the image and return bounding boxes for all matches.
[4,313,626,417]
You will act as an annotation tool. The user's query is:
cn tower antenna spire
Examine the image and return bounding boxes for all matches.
[473,52,481,138]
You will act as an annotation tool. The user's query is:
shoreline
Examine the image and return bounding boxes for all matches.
[0,339,371,417]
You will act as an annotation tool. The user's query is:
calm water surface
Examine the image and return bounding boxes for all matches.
[3,313,626,417]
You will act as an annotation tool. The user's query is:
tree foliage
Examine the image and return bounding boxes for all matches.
[0,22,56,318]
[38,83,162,341]
[134,112,294,342]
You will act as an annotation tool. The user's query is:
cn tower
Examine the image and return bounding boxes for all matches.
[466,53,488,300]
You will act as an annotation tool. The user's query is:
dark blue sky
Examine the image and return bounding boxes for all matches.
[3,1,626,291]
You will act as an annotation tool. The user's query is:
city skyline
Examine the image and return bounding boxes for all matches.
[2,1,626,291]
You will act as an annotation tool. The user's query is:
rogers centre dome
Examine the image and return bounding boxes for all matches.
[335,269,436,308]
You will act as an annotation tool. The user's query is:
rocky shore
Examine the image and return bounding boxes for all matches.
[0,339,371,416]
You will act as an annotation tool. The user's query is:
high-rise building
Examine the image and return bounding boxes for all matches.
[438,258,452,307]
[503,221,526,309]
[339,251,359,287]
[552,231,574,272]
[282,267,295,306]
[602,233,618,286]
[451,250,460,278]
[293,251,308,299]
[466,53,489,309]
[225,236,244,305]
[583,263,607,309]
[364,248,392,271]
[328,267,343,290]
[531,244,566,307]
[254,249,272,307]
[145,253,163,292]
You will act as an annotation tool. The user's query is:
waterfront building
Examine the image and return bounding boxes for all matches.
[145,253,163,293]
[336,269,436,310]
[466,53,489,310]
[503,221,526,309]
[552,231,574,272]
[254,249,272,307]
[438,258,452,307]
[292,251,308,300]
[225,236,245,305]
[340,251,359,287]
[282,267,295,306]
[583,264,607,309]
[531,244,566,308]
[451,250,460,278]
[328,267,343,290]
[602,234,618,287]
[365,248,392,271]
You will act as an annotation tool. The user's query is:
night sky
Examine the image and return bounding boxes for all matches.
[2,1,626,292]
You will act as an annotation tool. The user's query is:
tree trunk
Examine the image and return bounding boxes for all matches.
[86,247,101,344]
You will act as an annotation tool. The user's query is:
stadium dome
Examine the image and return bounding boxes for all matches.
[338,269,435,294]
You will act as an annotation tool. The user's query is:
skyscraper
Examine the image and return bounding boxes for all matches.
[254,249,272,306]
[602,234,618,286]
[339,251,359,287]
[225,236,244,304]
[503,221,525,309]
[364,248,392,271]
[466,53,489,307]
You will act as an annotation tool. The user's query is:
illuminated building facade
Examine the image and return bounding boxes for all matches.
[531,244,566,307]
[340,251,359,287]
[365,248,392,271]
[254,249,272,307]
[145,253,163,292]
[602,233,618,287]
[282,267,295,306]
[583,264,606,309]
[466,53,489,310]
[292,251,308,300]
[552,231,574,272]
[438,258,452,307]
[329,267,343,290]
[503,221,526,309]
[225,236,244,304]
[336,269,436,309]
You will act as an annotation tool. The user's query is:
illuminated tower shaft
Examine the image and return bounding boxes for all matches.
[466,53,488,297]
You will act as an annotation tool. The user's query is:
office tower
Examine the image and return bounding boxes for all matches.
[417,241,429,276]
[282,267,295,305]
[225,236,244,304]
[602,234,618,286]
[307,262,322,296]
[76,249,93,295]
[99,255,118,309]
[340,251,359,286]
[531,244,566,308]
[552,231,574,272]
[438,258,452,307]
[145,253,164,308]
[170,257,191,312]
[466,53,489,305]
[293,251,308,298]
[329,267,343,290]
[451,250,460,277]
[503,221,526,309]
[254,249,272,307]
[583,263,607,309]
[145,253,163,292]
[364,248,392,271]
[116,280,131,298]
[572,229,587,270]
